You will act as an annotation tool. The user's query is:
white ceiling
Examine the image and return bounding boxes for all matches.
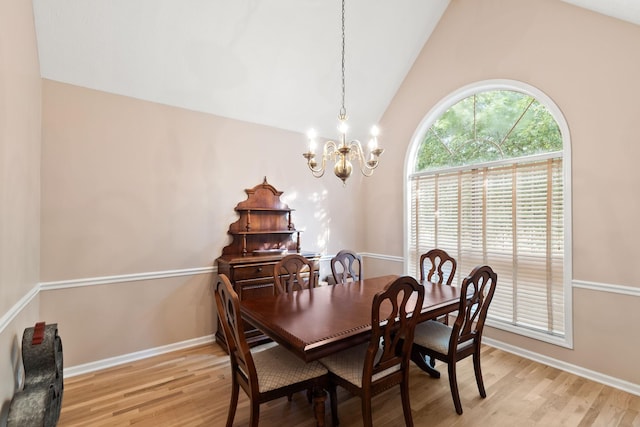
[31,0,640,140]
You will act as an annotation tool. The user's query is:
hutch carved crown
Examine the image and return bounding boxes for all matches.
[220,177,301,257]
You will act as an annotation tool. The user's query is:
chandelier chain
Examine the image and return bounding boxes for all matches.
[340,0,346,120]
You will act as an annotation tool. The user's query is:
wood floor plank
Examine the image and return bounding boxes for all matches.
[57,343,640,426]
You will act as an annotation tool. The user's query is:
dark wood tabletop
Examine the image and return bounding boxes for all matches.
[240,275,461,362]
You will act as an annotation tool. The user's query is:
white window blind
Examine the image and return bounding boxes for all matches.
[409,156,564,336]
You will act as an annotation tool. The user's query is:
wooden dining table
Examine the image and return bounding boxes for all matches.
[240,274,461,363]
[240,275,460,426]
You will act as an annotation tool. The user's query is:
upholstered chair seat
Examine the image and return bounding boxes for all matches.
[253,346,328,393]
[319,343,399,388]
[412,320,473,355]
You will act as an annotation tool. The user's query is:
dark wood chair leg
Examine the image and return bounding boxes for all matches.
[226,381,239,427]
[312,387,327,427]
[361,395,373,427]
[473,349,487,398]
[400,377,414,427]
[329,382,339,426]
[448,361,463,415]
[249,398,260,427]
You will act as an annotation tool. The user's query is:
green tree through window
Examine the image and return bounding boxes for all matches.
[415,91,562,171]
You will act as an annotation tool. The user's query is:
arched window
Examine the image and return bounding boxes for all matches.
[406,80,572,347]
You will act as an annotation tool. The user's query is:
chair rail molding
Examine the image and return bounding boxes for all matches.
[0,284,39,335]
[39,266,216,291]
[572,279,640,297]
[360,252,404,263]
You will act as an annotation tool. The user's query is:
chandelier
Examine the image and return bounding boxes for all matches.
[303,0,384,185]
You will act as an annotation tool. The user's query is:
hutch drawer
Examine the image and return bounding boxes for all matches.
[237,280,277,300]
[232,262,274,281]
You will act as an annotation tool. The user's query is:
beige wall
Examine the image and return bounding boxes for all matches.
[39,274,215,367]
[4,0,640,405]
[39,80,366,366]
[365,0,640,384]
[0,0,42,418]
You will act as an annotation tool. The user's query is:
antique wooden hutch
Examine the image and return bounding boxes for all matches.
[215,178,319,350]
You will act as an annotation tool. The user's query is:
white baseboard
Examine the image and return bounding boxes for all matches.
[484,337,640,397]
[64,334,215,378]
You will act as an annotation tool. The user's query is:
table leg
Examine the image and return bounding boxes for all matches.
[411,348,441,378]
[312,387,327,427]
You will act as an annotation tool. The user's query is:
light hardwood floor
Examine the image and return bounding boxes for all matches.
[58,343,640,426]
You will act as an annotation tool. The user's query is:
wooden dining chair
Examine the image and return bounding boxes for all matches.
[420,248,457,325]
[273,254,317,295]
[320,276,425,427]
[215,274,329,427]
[330,249,363,284]
[411,265,497,415]
[420,248,457,287]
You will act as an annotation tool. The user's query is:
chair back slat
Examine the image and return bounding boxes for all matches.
[331,250,363,284]
[274,254,317,295]
[420,248,457,286]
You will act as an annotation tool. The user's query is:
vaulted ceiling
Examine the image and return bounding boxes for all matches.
[32,0,640,139]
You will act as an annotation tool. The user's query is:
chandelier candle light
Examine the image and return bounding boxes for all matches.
[303,0,384,185]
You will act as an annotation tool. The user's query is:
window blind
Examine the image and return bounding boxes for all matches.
[409,156,564,336]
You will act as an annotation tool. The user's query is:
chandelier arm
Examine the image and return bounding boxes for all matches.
[346,140,365,160]
[304,150,326,177]
[347,140,383,176]
[360,167,375,178]
[347,140,371,176]
[324,140,339,156]
[305,140,340,177]
[309,160,325,178]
